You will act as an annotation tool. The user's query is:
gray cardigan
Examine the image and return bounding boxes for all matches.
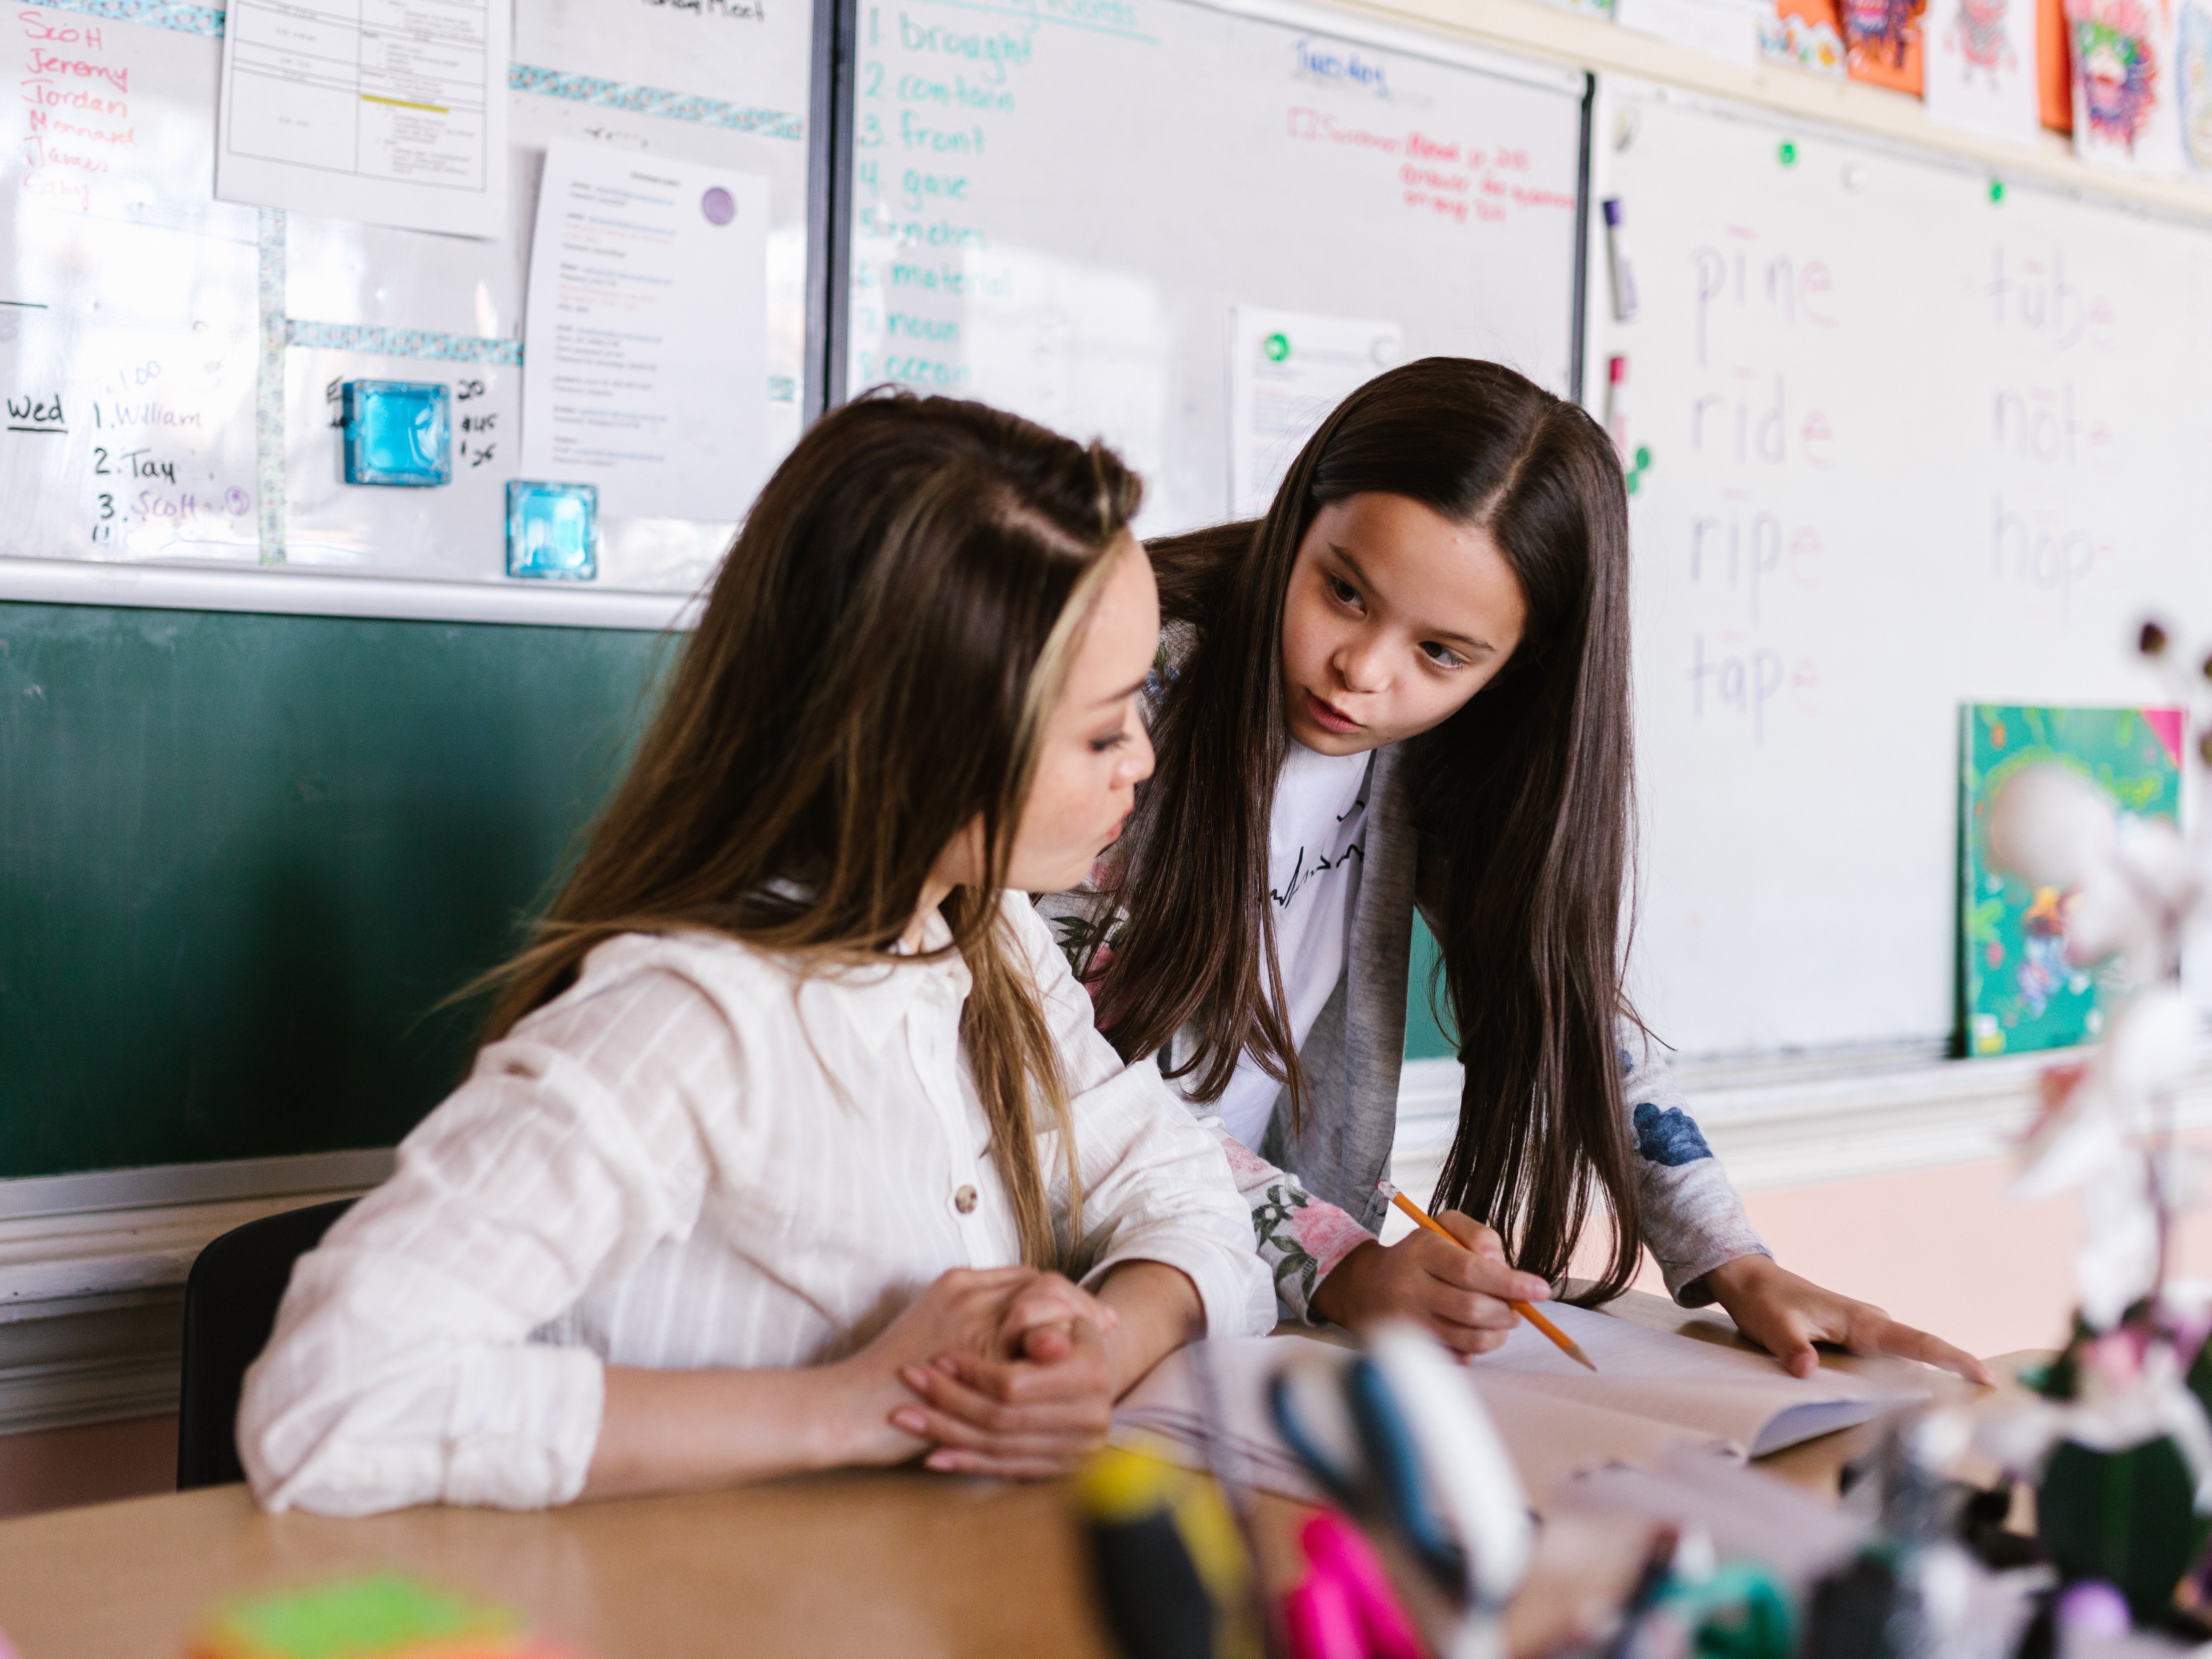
[1058,738,1770,1323]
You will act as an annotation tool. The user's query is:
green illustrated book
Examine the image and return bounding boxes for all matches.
[1960,704,2184,1058]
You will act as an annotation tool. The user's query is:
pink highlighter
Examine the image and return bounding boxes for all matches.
[1280,1511,1426,1659]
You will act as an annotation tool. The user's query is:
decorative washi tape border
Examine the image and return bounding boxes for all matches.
[508,65,804,142]
[287,321,526,366]
[17,0,223,36]
[289,328,794,403]
[255,208,285,563]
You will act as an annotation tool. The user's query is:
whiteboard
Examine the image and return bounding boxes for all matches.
[1595,80,2212,1057]
[840,0,1590,536]
[1,0,818,618]
[2,11,262,566]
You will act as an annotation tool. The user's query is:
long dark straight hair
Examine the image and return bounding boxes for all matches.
[479,390,1141,1267]
[1087,357,1644,1300]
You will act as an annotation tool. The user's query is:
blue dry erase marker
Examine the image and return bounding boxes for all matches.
[1602,198,1639,323]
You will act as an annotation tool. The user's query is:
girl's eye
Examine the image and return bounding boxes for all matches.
[1327,575,1363,609]
[1421,642,1467,669]
[1090,731,1128,754]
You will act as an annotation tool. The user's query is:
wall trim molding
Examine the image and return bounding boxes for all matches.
[0,1148,394,1322]
[1392,1045,2212,1197]
[0,556,698,632]
[0,1148,398,1222]
[0,1149,394,1436]
[0,1340,186,1439]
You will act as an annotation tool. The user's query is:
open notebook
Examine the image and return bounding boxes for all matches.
[1113,1302,1932,1511]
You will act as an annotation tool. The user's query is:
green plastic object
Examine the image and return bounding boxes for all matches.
[1665,1561,1794,1659]
[2040,1436,2209,1624]
[197,1572,517,1659]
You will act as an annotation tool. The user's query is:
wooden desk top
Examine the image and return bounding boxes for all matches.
[0,1293,1998,1659]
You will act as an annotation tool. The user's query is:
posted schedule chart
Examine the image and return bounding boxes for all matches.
[216,0,509,237]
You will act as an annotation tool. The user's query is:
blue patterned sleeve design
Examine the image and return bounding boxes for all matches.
[1618,1023,1770,1306]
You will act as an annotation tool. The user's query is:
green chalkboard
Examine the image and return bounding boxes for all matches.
[0,602,671,1179]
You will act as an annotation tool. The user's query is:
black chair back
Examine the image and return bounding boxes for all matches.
[176,1198,355,1490]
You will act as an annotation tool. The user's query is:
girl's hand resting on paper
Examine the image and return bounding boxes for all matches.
[1307,1210,1554,1357]
[892,1260,1205,1478]
[1702,1254,1994,1385]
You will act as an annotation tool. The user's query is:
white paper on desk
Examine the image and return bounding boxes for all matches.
[1465,1302,1929,1459]
[215,0,510,238]
[1114,1307,1930,1513]
[520,143,769,523]
[1117,1335,1717,1514]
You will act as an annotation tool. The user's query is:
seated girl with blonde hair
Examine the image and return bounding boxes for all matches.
[239,392,1274,1514]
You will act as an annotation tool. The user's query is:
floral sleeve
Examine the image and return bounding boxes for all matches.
[1619,1020,1771,1305]
[1035,887,1372,1325]
[1219,1132,1374,1324]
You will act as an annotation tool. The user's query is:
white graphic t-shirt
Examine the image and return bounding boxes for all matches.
[1211,740,1372,1149]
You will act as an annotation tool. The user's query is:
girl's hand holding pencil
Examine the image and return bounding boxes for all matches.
[1378,1183,1595,1370]
[1307,1182,1562,1360]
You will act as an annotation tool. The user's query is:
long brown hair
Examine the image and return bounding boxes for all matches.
[482,390,1141,1267]
[1088,358,1644,1300]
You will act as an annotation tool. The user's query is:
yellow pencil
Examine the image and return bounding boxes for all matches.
[1385,1187,1597,1373]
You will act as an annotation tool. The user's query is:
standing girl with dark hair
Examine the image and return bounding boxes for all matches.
[1057,357,1988,1382]
[239,391,1272,1515]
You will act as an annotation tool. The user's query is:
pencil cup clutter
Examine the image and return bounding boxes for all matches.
[1079,1320,1533,1659]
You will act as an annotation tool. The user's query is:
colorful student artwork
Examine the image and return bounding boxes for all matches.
[1844,0,1930,90]
[1960,704,2184,1058]
[1762,0,1851,72]
[1926,0,2044,139]
[2065,0,2185,168]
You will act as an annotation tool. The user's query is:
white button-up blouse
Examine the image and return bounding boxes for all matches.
[238,894,1274,1516]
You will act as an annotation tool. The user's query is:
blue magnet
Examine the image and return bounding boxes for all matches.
[340,380,451,486]
[506,480,598,581]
